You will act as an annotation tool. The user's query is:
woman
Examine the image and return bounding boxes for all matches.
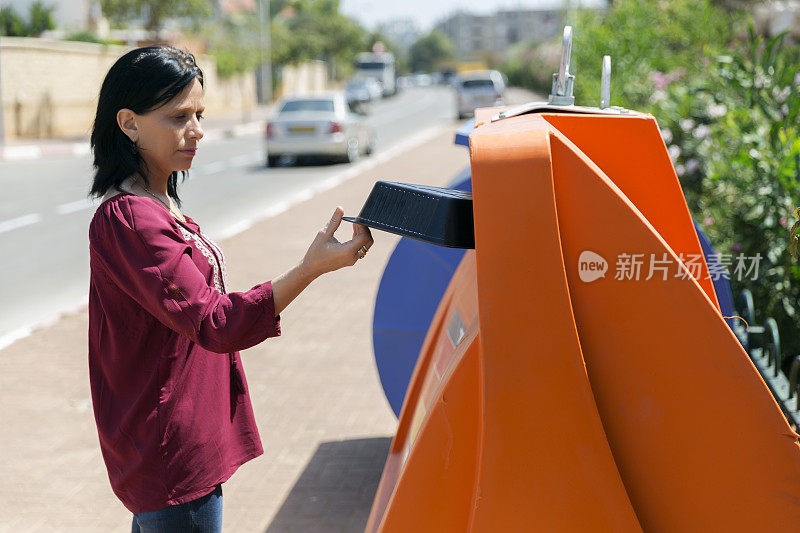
[87,46,373,532]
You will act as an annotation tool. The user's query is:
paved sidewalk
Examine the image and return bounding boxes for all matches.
[0,125,468,532]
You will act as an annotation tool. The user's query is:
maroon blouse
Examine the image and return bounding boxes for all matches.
[88,193,281,513]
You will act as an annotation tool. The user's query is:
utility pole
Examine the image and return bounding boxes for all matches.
[257,0,272,105]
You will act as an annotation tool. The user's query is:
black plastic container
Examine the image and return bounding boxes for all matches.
[343,181,475,249]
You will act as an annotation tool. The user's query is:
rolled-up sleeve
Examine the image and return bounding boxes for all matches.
[89,196,281,353]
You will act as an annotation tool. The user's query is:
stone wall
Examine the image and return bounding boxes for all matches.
[0,37,256,140]
[276,60,329,100]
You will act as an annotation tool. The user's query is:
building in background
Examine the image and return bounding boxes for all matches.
[375,18,421,56]
[436,8,562,61]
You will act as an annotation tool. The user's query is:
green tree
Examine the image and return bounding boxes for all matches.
[269,0,368,77]
[364,32,395,54]
[269,17,295,66]
[201,0,369,93]
[409,30,455,72]
[200,0,371,85]
[204,11,261,78]
[100,0,213,34]
[27,1,55,36]
[0,5,28,36]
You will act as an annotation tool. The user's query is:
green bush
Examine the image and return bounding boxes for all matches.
[28,1,55,35]
[502,41,559,96]
[0,5,28,36]
[0,2,55,36]
[641,28,800,357]
[696,31,800,358]
[64,30,121,45]
[571,0,741,110]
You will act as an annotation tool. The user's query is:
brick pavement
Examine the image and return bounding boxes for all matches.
[0,125,469,532]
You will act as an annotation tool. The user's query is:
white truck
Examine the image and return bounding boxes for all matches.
[354,44,396,97]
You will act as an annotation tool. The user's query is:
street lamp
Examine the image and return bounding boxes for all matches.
[257,0,272,104]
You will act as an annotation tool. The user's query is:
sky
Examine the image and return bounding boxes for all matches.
[340,0,605,31]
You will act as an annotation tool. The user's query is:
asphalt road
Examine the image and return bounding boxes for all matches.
[0,85,461,347]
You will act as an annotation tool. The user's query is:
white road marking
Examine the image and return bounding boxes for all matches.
[202,130,224,142]
[0,326,33,352]
[232,123,263,137]
[196,160,228,175]
[1,146,42,161]
[211,123,447,242]
[0,295,88,352]
[230,153,256,167]
[57,198,97,215]
[0,122,448,352]
[194,151,262,177]
[0,213,42,234]
[369,94,440,126]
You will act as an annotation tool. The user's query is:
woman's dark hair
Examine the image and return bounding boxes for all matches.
[90,46,204,206]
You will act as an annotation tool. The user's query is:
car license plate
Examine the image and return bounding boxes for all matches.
[290,126,315,134]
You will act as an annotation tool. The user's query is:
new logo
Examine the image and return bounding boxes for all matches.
[578,251,608,283]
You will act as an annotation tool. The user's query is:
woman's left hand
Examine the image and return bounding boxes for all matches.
[300,206,373,278]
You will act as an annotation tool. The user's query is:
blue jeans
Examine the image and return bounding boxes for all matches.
[131,485,222,533]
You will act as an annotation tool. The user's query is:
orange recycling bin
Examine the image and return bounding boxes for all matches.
[364,104,800,531]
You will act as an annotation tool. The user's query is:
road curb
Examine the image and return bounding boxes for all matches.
[0,120,265,162]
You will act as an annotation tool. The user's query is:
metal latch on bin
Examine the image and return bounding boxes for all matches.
[492,26,633,122]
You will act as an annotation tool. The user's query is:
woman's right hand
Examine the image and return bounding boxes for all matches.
[300,206,374,278]
[272,207,373,316]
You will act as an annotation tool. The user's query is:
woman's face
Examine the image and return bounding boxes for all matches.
[120,77,205,181]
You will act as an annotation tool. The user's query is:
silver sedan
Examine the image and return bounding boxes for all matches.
[265,92,376,166]
[455,70,506,120]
